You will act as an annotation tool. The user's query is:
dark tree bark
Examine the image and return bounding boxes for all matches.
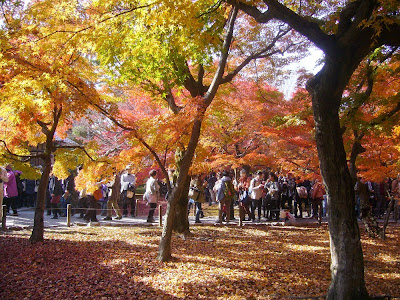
[29,106,62,244]
[171,176,191,235]
[29,154,51,244]
[158,118,204,261]
[307,59,369,299]
[349,131,366,182]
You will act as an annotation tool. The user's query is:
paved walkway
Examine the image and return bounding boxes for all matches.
[2,207,397,231]
[1,207,329,230]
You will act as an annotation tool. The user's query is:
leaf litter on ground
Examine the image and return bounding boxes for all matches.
[0,224,399,299]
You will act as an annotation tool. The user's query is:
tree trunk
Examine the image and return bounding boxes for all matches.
[349,131,365,182]
[172,176,191,235]
[308,59,369,299]
[158,118,204,261]
[29,154,51,244]
[29,107,60,244]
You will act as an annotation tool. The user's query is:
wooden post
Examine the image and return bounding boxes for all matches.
[158,204,162,227]
[2,205,6,231]
[67,204,71,227]
[135,199,139,217]
[239,205,244,227]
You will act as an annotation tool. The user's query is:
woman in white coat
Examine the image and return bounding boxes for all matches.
[144,169,160,223]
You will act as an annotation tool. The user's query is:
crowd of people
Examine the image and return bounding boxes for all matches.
[188,169,400,224]
[0,165,39,218]
[188,169,327,224]
[354,174,400,221]
[1,163,399,225]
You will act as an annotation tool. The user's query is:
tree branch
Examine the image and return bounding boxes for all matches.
[0,140,43,162]
[225,0,273,24]
[337,0,362,37]
[197,64,205,87]
[225,0,335,55]
[205,6,239,105]
[369,93,400,127]
[55,145,103,162]
[221,26,292,84]
[181,61,206,98]
[33,3,156,44]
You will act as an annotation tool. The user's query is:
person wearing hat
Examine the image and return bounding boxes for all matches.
[3,165,18,216]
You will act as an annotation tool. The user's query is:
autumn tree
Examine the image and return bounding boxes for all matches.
[0,0,105,243]
[224,0,400,298]
[191,79,284,172]
[342,47,400,182]
[61,0,307,261]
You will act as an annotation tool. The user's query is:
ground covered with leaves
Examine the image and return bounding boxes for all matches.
[0,224,399,299]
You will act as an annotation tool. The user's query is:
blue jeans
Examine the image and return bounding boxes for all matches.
[195,202,203,222]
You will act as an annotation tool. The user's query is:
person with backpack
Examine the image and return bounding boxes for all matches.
[83,185,100,223]
[189,174,206,223]
[216,171,235,224]
[249,171,264,222]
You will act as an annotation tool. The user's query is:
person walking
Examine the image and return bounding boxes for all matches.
[189,175,206,224]
[144,169,160,223]
[104,173,123,220]
[3,165,18,216]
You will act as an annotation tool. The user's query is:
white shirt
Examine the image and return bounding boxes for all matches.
[120,173,136,193]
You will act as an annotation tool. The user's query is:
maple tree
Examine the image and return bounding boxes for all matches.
[0,0,107,243]
[338,48,400,238]
[342,48,400,182]
[1,1,399,298]
[223,0,400,298]
[192,80,320,178]
[59,0,307,262]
